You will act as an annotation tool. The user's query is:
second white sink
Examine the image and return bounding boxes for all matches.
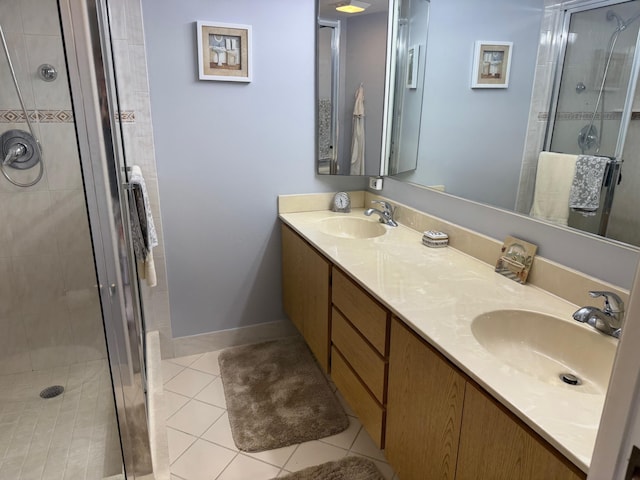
[471,309,617,394]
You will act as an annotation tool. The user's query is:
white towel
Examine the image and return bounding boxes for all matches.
[569,155,609,216]
[529,152,578,226]
[128,165,158,287]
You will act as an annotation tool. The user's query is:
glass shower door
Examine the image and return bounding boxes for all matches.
[546,0,640,235]
[0,0,123,477]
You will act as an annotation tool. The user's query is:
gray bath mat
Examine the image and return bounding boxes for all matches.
[218,336,349,452]
[276,456,385,480]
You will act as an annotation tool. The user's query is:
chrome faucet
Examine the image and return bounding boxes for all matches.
[364,200,398,227]
[572,290,624,338]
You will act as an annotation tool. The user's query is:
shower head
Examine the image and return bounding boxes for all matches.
[607,10,625,31]
[607,9,640,32]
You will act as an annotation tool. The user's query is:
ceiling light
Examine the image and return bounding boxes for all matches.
[335,1,370,13]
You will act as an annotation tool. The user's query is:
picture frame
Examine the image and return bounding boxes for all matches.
[196,21,252,82]
[406,44,420,89]
[471,41,512,89]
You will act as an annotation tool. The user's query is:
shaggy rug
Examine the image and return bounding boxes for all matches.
[276,457,385,480]
[218,336,349,452]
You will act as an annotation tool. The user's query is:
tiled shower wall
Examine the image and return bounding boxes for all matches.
[0,0,106,374]
[108,0,174,358]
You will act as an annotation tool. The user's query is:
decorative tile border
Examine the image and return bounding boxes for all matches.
[117,111,136,122]
[0,109,136,123]
[538,111,640,121]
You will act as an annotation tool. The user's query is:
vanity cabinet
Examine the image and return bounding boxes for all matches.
[281,224,331,372]
[330,268,390,448]
[386,318,587,480]
[386,318,465,480]
[281,221,587,480]
[456,383,585,480]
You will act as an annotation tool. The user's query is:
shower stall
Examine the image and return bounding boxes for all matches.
[0,0,152,478]
[545,0,640,242]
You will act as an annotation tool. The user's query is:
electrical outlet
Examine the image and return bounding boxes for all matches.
[369,177,383,190]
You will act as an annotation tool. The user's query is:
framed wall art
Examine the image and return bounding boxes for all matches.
[196,21,252,82]
[471,41,512,89]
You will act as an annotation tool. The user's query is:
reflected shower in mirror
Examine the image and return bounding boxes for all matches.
[317,0,391,175]
[387,0,429,175]
[391,0,640,249]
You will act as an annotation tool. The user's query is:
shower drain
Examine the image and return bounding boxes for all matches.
[39,385,64,399]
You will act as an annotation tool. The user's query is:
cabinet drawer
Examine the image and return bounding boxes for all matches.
[331,346,385,448]
[332,307,386,403]
[332,268,389,355]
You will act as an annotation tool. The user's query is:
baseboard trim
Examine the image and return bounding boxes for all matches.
[170,319,298,358]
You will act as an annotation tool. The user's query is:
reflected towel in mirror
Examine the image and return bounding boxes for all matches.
[569,155,609,216]
[350,84,365,175]
[529,152,578,226]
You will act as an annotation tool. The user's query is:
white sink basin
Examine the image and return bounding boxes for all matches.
[471,309,616,394]
[319,217,386,239]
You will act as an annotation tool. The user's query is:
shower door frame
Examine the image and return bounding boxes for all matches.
[58,0,152,477]
[544,0,640,235]
[317,18,341,175]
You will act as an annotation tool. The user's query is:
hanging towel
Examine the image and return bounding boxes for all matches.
[350,84,365,175]
[569,155,609,216]
[529,152,578,226]
[128,165,158,287]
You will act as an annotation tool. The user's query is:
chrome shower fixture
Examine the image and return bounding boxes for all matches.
[38,64,57,82]
[607,9,640,32]
[607,10,625,31]
[1,129,41,170]
[578,124,599,152]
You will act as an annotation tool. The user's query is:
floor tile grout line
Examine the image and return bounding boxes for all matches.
[214,449,240,480]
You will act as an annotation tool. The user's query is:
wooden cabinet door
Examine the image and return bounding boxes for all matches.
[456,383,586,480]
[386,318,466,480]
[281,224,331,372]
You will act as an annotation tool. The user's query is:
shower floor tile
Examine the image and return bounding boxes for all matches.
[163,351,399,480]
[0,359,122,479]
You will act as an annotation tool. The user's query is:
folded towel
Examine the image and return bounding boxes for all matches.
[569,155,609,216]
[529,152,578,226]
[128,165,158,287]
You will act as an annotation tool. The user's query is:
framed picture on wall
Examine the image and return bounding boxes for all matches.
[196,21,252,82]
[471,41,512,89]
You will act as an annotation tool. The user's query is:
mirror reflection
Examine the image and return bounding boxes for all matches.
[317,0,390,175]
[393,0,640,249]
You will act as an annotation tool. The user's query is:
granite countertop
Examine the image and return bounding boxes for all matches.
[280,208,617,473]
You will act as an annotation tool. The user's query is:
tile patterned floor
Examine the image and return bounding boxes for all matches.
[0,360,122,479]
[162,350,398,480]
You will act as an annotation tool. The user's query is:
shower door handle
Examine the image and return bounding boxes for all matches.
[109,283,117,297]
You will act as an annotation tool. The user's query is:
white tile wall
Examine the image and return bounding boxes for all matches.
[108,0,174,358]
[0,0,106,375]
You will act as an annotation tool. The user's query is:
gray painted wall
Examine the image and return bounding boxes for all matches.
[143,0,638,339]
[340,12,388,176]
[401,0,543,210]
[142,0,365,337]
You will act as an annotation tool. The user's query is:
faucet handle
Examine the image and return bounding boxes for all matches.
[371,200,394,214]
[589,290,624,314]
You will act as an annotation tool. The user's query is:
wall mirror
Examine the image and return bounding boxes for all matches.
[318,0,410,176]
[391,0,640,249]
